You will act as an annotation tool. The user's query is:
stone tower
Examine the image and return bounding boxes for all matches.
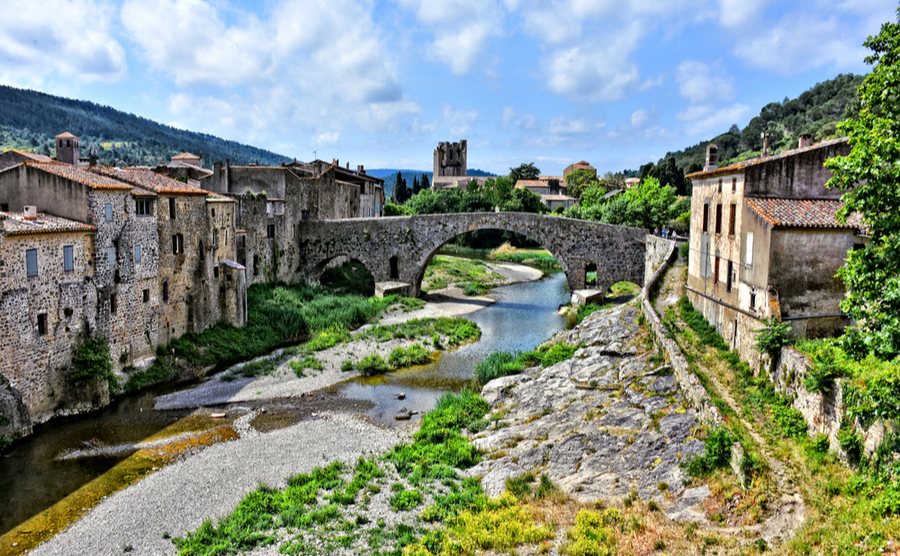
[433,140,467,178]
[55,131,80,166]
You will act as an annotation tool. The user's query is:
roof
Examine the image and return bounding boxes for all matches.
[744,198,865,231]
[90,167,208,195]
[30,163,133,191]
[172,152,200,160]
[542,194,575,201]
[516,180,544,188]
[55,131,78,139]
[686,137,849,180]
[7,150,53,163]
[0,211,96,236]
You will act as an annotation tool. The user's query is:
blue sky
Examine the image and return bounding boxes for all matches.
[0,0,895,175]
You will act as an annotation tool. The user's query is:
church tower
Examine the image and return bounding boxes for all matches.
[55,131,80,166]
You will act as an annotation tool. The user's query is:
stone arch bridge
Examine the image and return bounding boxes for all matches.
[298,212,654,297]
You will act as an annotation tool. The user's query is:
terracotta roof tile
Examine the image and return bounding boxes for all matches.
[31,163,133,191]
[55,131,78,139]
[172,152,200,160]
[744,198,865,231]
[0,211,96,236]
[516,180,544,188]
[90,167,208,195]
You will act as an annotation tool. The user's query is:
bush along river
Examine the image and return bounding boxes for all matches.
[0,259,569,548]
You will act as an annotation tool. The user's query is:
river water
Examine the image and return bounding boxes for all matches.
[0,268,570,537]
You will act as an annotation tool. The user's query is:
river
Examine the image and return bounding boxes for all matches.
[0,267,570,537]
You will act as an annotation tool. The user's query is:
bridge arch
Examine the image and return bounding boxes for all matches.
[297,212,648,297]
[408,228,573,296]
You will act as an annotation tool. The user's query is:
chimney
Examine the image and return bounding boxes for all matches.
[24,205,37,220]
[704,144,718,171]
[357,164,365,175]
[199,151,204,168]
[798,133,812,149]
[346,161,350,169]
[761,133,770,158]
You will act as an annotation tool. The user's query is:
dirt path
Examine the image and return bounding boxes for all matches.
[652,251,807,546]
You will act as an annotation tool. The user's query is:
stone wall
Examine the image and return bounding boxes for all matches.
[0,231,96,421]
[298,213,648,295]
[640,240,722,426]
[644,235,674,285]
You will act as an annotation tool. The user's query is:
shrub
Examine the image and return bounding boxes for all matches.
[803,351,842,395]
[560,509,619,556]
[357,354,390,376]
[754,318,793,357]
[684,427,734,477]
[389,489,424,511]
[388,343,432,368]
[540,343,577,366]
[679,241,689,260]
[474,351,522,386]
[463,283,479,296]
[71,332,117,389]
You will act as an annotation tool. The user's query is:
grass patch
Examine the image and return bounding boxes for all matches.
[422,256,504,293]
[388,343,433,368]
[125,282,419,392]
[474,344,579,386]
[358,318,480,347]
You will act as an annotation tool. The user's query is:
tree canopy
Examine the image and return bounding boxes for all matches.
[509,162,540,183]
[826,8,900,360]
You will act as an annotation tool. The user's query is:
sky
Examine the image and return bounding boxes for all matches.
[0,0,896,175]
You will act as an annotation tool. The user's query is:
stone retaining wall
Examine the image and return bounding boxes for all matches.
[640,240,723,426]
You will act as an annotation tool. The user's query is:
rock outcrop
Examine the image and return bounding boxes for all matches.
[468,302,706,510]
[0,372,32,446]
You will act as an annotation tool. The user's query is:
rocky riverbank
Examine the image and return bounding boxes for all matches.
[468,301,712,522]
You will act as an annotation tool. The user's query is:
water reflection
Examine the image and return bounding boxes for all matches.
[328,271,570,425]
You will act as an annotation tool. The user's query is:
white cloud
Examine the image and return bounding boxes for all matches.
[501,107,539,132]
[629,109,649,128]
[677,60,734,104]
[0,0,126,84]
[676,103,750,136]
[124,0,419,148]
[395,0,506,74]
[317,132,340,146]
[717,0,771,27]
[729,5,890,74]
[542,33,642,102]
[440,104,479,136]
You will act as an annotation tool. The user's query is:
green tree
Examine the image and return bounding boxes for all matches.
[393,171,409,204]
[421,174,431,192]
[500,188,546,214]
[483,176,515,207]
[509,162,540,184]
[826,8,900,359]
[565,168,598,200]
[598,177,676,229]
[412,175,420,196]
[580,183,607,209]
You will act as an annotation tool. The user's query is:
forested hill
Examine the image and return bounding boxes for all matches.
[663,73,864,175]
[0,85,290,167]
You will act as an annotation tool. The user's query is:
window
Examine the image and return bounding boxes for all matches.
[168,198,176,219]
[136,199,152,216]
[750,292,757,310]
[105,203,113,221]
[63,245,74,271]
[26,249,38,276]
[37,314,47,335]
[717,178,722,193]
[267,224,275,239]
[714,256,720,282]
[108,247,116,266]
[254,255,260,276]
[110,293,117,314]
[715,203,722,234]
[172,234,184,254]
[143,289,150,303]
[728,204,736,236]
[726,260,733,292]
[212,229,218,248]
[732,177,737,192]
[745,233,754,267]
[1,203,8,212]
[64,307,73,318]
[267,202,273,216]
[134,244,142,263]
[702,203,709,233]
[213,265,219,278]
[198,240,205,261]
[162,281,169,303]
[390,256,399,280]
[211,209,216,218]
[301,210,309,221]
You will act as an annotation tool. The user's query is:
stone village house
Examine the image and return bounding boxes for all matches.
[0,134,383,425]
[685,137,867,363]
[0,161,247,422]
